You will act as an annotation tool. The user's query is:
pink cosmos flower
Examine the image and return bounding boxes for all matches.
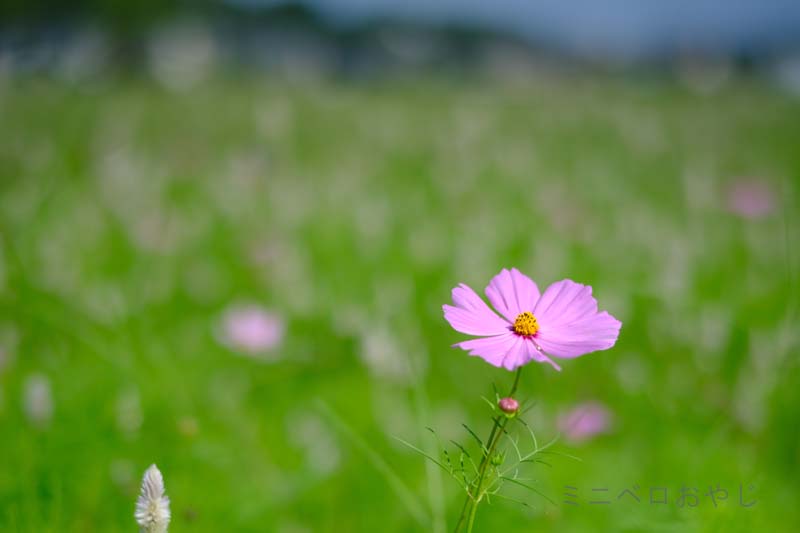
[443,268,621,371]
[217,304,285,357]
[558,402,612,443]
[725,179,776,220]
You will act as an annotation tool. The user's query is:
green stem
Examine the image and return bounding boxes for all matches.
[453,418,497,532]
[454,367,522,532]
[467,416,509,532]
[509,367,522,396]
[466,489,479,531]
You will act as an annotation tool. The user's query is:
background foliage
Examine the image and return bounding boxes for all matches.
[1,75,799,531]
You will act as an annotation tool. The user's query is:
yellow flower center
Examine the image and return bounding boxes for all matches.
[513,311,539,336]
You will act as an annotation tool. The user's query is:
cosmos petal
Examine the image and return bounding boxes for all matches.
[443,283,510,336]
[500,336,528,370]
[525,338,562,371]
[456,332,519,368]
[535,310,621,359]
[485,268,541,322]
[534,279,597,326]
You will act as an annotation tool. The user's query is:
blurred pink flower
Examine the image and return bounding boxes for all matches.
[725,180,776,220]
[558,402,612,443]
[217,304,285,357]
[443,268,621,371]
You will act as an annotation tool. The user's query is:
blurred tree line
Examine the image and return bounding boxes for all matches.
[2,0,183,33]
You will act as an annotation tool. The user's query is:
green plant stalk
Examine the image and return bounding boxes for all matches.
[453,419,499,532]
[454,368,522,532]
[466,415,510,532]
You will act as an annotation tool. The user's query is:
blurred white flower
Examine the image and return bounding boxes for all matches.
[772,53,800,96]
[147,21,217,91]
[677,55,733,95]
[216,304,286,359]
[0,326,20,373]
[277,521,313,533]
[135,464,171,533]
[0,239,6,292]
[287,412,340,476]
[116,388,143,437]
[110,459,135,490]
[0,346,8,374]
[54,29,109,83]
[177,416,199,438]
[23,373,53,428]
[359,326,412,382]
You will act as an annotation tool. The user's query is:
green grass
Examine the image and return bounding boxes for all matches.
[1,74,799,532]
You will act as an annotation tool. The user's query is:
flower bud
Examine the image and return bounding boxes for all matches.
[498,397,519,414]
[491,451,506,466]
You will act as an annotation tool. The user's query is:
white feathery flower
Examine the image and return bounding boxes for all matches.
[135,464,171,533]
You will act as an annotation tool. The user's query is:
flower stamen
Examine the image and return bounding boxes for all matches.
[513,311,539,336]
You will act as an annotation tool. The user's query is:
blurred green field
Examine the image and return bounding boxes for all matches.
[1,74,799,532]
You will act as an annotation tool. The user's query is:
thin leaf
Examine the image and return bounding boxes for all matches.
[489,491,532,508]
[462,423,488,454]
[480,396,497,410]
[499,477,558,507]
[517,418,539,452]
[449,440,471,458]
[316,400,431,526]
[538,450,583,462]
[394,437,450,472]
